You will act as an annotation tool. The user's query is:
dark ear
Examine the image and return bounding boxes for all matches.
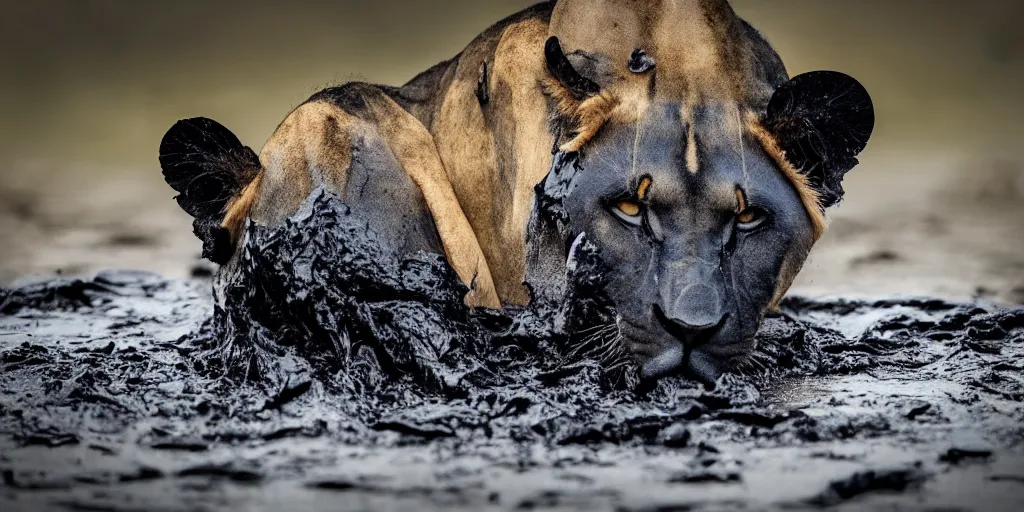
[544,36,601,100]
[159,117,259,219]
[764,71,874,208]
[159,117,259,264]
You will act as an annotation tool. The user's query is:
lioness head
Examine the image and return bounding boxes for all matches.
[530,0,874,383]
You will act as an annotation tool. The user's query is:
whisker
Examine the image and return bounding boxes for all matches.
[566,323,622,364]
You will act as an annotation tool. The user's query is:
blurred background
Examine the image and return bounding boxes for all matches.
[0,0,1021,303]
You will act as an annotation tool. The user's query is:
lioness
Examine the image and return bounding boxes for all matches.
[159,0,873,382]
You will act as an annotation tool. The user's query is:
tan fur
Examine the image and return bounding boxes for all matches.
[432,77,506,301]
[541,78,651,154]
[745,112,824,311]
[430,16,554,305]
[550,0,766,105]
[559,92,620,153]
[750,120,825,310]
[496,18,560,303]
[745,113,827,241]
[361,93,502,309]
[685,121,700,174]
[734,186,746,213]
[222,171,264,244]
[653,0,743,102]
[227,96,502,309]
[249,102,343,228]
[540,76,581,123]
[636,176,652,201]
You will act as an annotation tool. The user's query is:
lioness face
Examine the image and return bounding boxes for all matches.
[561,103,816,383]
[539,23,873,383]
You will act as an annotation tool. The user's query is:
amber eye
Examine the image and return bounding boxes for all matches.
[613,176,651,226]
[616,200,641,217]
[736,207,766,228]
[612,199,644,226]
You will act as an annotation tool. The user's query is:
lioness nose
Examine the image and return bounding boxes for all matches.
[668,283,724,331]
[645,303,728,381]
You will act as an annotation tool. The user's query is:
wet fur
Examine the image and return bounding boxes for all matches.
[161,0,864,317]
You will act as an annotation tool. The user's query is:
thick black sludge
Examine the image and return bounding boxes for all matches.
[2,191,1024,511]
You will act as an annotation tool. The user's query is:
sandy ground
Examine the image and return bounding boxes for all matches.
[795,148,1024,304]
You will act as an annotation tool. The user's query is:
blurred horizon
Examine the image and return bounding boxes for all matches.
[1,0,1022,302]
[1,0,1021,167]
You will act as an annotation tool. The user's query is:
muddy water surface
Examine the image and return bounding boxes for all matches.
[2,191,1023,511]
[1,2,1023,511]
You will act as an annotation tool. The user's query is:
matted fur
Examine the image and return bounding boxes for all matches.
[745,113,827,241]
[222,172,264,245]
[209,0,835,309]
